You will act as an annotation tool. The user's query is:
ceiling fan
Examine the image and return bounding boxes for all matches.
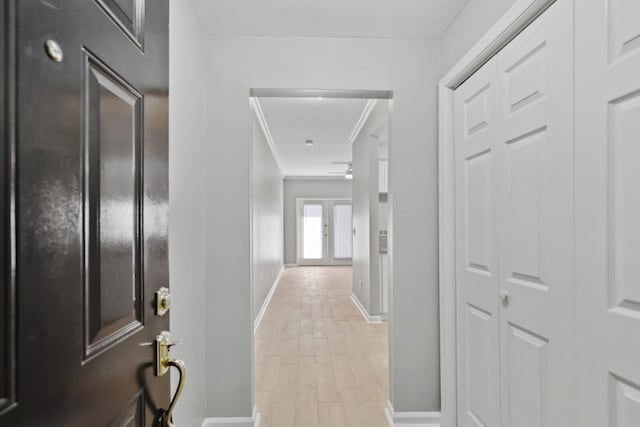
[329,162,353,180]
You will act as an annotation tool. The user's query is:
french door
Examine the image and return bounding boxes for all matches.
[298,199,352,266]
[454,1,575,425]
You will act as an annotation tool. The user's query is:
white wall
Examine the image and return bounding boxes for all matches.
[439,0,518,75]
[283,178,352,265]
[169,2,207,426]
[251,112,284,320]
[352,102,388,316]
[204,35,441,416]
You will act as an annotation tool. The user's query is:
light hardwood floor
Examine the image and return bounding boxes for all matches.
[255,266,389,427]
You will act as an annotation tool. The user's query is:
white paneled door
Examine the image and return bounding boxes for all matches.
[298,199,352,266]
[576,0,640,425]
[454,56,501,427]
[495,2,574,425]
[454,2,574,426]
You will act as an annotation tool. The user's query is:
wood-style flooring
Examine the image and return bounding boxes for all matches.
[255,266,388,427]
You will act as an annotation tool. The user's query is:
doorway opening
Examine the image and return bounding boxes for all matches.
[249,89,393,425]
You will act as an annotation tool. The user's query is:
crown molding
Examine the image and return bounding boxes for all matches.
[250,97,285,176]
[348,99,378,144]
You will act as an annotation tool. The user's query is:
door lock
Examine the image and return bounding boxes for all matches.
[155,331,181,376]
[155,287,171,316]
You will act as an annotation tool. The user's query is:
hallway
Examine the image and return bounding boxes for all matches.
[255,267,388,427]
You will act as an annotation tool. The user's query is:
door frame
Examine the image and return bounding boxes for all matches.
[437,0,558,425]
[295,197,352,266]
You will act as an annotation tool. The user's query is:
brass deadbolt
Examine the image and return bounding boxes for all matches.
[156,287,171,316]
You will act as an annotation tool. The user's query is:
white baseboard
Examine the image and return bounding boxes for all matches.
[284,263,298,268]
[351,293,384,324]
[254,266,284,333]
[202,406,261,427]
[384,401,441,427]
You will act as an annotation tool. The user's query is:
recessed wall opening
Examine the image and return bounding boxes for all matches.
[249,89,393,425]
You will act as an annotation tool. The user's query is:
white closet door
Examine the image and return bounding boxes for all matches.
[495,1,575,426]
[455,2,574,425]
[454,57,501,427]
[576,0,640,425]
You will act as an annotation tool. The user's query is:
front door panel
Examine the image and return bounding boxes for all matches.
[0,0,169,425]
[84,49,144,360]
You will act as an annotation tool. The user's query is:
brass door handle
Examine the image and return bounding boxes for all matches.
[162,358,186,427]
[155,331,186,427]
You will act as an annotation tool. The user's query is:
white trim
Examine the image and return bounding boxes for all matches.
[284,263,298,268]
[437,0,556,426]
[250,97,284,175]
[437,82,457,427]
[348,99,378,144]
[202,406,261,427]
[351,293,383,324]
[253,266,284,333]
[295,197,352,201]
[440,0,556,89]
[249,88,393,100]
[384,401,441,427]
[283,175,348,181]
[252,96,379,180]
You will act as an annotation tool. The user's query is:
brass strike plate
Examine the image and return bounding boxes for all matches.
[156,287,171,316]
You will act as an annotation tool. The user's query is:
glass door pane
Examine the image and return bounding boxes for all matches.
[333,204,352,259]
[303,204,324,259]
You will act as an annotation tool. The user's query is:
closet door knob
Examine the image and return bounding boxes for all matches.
[499,290,510,306]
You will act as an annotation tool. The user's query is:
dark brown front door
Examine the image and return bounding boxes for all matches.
[1,0,170,425]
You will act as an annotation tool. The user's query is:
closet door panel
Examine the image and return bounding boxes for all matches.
[454,58,501,427]
[576,0,640,425]
[496,1,575,426]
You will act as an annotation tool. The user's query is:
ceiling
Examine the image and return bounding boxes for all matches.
[193,0,468,39]
[257,97,369,177]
